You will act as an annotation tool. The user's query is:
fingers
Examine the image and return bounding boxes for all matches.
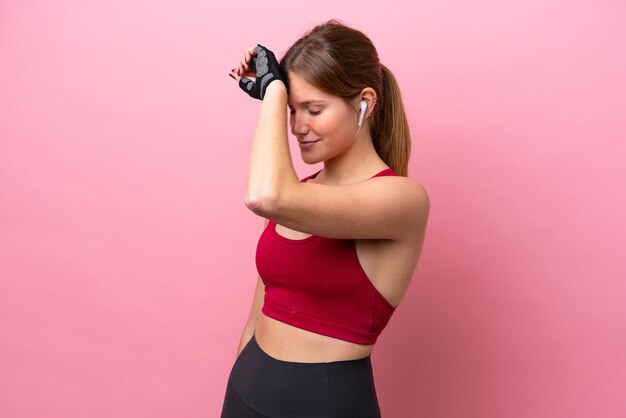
[229,68,240,81]
[246,44,258,61]
[241,48,252,68]
[228,44,259,82]
[237,45,256,74]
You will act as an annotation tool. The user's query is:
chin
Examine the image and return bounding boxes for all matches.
[301,155,323,165]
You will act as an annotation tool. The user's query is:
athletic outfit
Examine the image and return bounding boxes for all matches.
[221,168,400,418]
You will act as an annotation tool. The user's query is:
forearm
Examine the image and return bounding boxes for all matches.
[244,81,299,214]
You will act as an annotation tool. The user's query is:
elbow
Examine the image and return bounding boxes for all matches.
[244,191,278,217]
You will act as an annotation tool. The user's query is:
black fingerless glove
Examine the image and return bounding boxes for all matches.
[238,44,289,100]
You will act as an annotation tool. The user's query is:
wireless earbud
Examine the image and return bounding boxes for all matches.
[357,100,368,127]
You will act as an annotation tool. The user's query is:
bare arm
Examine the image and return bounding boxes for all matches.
[242,81,429,242]
[236,217,270,358]
[243,81,300,210]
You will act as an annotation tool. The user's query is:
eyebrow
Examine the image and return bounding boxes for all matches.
[288,100,326,106]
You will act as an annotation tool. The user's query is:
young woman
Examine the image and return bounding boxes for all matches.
[221,19,430,418]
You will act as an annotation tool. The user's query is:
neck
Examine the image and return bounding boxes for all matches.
[318,126,384,185]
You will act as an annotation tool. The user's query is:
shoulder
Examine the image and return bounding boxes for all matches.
[373,175,430,210]
[381,177,430,241]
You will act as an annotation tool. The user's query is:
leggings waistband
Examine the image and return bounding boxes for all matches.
[224,333,381,418]
[246,331,372,365]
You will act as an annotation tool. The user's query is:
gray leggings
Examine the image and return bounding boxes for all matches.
[220,332,382,418]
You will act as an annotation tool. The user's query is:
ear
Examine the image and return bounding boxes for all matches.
[359,87,378,119]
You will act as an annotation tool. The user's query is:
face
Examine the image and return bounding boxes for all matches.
[287,72,361,163]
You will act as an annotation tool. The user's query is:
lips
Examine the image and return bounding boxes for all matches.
[298,139,320,144]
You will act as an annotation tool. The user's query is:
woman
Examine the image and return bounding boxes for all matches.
[221,19,429,418]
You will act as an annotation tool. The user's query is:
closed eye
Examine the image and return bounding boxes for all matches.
[289,109,322,116]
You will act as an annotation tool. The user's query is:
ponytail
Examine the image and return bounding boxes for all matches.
[371,64,411,177]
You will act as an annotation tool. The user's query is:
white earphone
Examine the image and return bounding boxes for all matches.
[357,100,367,127]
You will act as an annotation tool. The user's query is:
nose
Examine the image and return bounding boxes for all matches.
[290,111,310,136]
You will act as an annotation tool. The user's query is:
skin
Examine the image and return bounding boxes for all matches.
[228,46,428,362]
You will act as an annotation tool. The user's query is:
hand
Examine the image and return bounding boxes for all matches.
[228,44,288,100]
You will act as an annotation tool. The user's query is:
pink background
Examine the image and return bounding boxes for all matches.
[1,1,625,417]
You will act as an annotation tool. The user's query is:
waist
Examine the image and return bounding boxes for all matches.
[256,312,375,363]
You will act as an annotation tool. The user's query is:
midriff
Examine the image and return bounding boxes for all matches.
[255,312,376,363]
